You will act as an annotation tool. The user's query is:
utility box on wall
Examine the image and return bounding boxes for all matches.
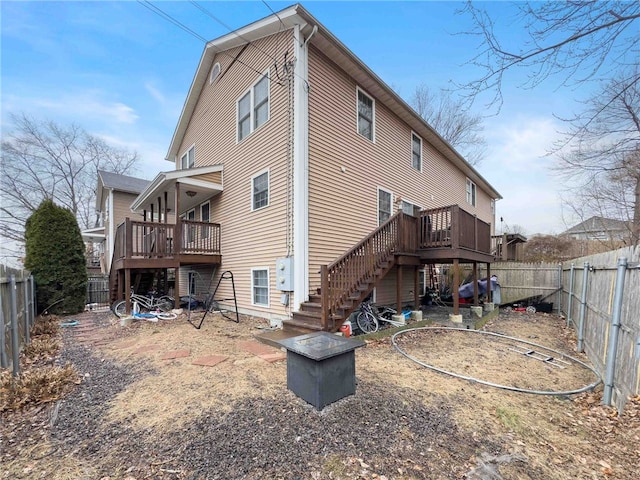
[276,257,294,291]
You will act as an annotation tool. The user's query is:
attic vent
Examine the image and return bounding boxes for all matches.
[210,62,221,85]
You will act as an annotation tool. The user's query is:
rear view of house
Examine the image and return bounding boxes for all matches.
[108,4,501,330]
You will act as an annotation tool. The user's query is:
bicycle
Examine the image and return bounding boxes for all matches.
[112,289,175,318]
[356,302,406,334]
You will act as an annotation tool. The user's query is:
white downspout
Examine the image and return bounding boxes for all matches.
[293,23,312,311]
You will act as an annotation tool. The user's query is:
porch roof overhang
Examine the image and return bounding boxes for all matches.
[130,165,223,215]
[81,226,105,242]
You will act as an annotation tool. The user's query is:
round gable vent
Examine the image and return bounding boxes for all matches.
[210,62,221,85]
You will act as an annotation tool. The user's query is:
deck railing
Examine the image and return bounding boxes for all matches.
[321,212,408,329]
[418,205,491,254]
[113,219,221,260]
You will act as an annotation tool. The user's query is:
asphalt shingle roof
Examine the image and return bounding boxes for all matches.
[98,170,150,194]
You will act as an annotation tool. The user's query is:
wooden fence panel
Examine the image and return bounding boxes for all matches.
[1,265,36,375]
[490,262,561,307]
[561,246,640,413]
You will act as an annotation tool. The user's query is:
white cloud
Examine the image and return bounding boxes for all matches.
[145,82,166,105]
[33,93,138,125]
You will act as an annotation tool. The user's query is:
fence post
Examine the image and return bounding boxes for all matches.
[603,257,628,407]
[22,275,30,345]
[577,262,589,353]
[10,274,20,376]
[0,295,8,368]
[556,263,562,315]
[567,263,575,327]
[30,275,36,324]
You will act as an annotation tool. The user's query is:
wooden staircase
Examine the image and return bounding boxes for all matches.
[284,212,416,333]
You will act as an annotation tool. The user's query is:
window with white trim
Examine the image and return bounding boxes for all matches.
[251,268,269,306]
[185,208,196,243]
[237,73,270,142]
[200,201,210,239]
[378,188,392,225]
[401,200,420,217]
[411,133,422,171]
[252,170,269,211]
[466,178,477,207]
[181,145,195,169]
[357,88,374,141]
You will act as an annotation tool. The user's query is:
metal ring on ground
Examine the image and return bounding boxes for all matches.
[391,327,601,396]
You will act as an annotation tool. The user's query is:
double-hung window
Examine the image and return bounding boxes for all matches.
[200,202,210,239]
[357,88,374,141]
[181,146,195,169]
[237,73,270,142]
[466,178,477,207]
[252,170,269,211]
[411,133,422,171]
[401,200,420,217]
[251,268,269,306]
[378,188,392,225]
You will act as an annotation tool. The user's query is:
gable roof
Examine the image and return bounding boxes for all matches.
[166,3,502,201]
[562,216,629,235]
[96,170,150,211]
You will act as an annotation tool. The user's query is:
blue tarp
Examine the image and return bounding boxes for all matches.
[458,276,499,299]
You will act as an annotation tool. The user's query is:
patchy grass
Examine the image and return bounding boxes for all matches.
[0,364,78,412]
[495,406,524,433]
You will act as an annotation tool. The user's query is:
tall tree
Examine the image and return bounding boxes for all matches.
[410,84,486,166]
[553,69,640,245]
[1,113,139,259]
[460,1,640,111]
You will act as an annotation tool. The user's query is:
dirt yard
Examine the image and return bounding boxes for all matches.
[1,308,639,480]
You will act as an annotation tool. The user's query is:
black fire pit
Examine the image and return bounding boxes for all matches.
[277,331,365,410]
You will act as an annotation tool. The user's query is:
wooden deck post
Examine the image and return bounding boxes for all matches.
[453,259,460,315]
[396,265,403,314]
[320,265,328,331]
[125,268,131,314]
[414,266,419,308]
[486,263,492,303]
[472,262,479,306]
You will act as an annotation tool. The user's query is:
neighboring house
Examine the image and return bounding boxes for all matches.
[491,233,527,262]
[110,4,502,331]
[82,171,150,274]
[562,216,631,242]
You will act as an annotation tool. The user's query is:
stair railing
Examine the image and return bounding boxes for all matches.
[320,212,414,329]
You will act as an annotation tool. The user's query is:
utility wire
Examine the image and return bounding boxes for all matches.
[261,0,286,32]
[189,1,280,64]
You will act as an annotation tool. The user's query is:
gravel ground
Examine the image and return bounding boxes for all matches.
[46,339,498,479]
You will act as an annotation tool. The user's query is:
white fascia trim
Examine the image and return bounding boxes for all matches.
[107,192,115,272]
[293,23,310,311]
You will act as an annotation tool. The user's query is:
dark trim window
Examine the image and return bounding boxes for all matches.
[412,133,422,171]
[200,202,210,239]
[252,170,269,211]
[181,145,195,169]
[238,73,270,142]
[466,178,477,207]
[378,188,392,225]
[251,268,269,306]
[357,88,374,141]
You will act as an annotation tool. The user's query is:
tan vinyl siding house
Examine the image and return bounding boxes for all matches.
[109,4,501,329]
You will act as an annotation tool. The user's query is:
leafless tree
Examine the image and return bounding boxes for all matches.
[1,113,139,259]
[553,69,640,245]
[410,84,486,166]
[459,1,640,111]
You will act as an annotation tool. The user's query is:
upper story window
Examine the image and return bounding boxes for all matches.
[401,200,420,217]
[466,178,477,207]
[210,62,221,85]
[252,170,269,211]
[238,73,270,142]
[378,188,392,225]
[181,145,195,169]
[357,88,375,141]
[411,133,422,171]
[200,201,210,239]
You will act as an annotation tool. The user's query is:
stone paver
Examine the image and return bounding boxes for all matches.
[132,344,160,354]
[191,355,228,367]
[160,349,191,360]
[111,340,138,350]
[239,340,286,362]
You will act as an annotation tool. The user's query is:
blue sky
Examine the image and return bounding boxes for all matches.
[1,1,590,235]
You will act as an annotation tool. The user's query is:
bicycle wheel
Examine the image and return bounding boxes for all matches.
[156,311,177,320]
[156,296,174,312]
[112,300,127,318]
[357,311,379,333]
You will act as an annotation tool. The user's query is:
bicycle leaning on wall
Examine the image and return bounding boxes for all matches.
[112,289,174,318]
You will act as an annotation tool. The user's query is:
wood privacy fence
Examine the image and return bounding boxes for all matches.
[0,265,36,376]
[560,246,640,413]
[490,262,562,309]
